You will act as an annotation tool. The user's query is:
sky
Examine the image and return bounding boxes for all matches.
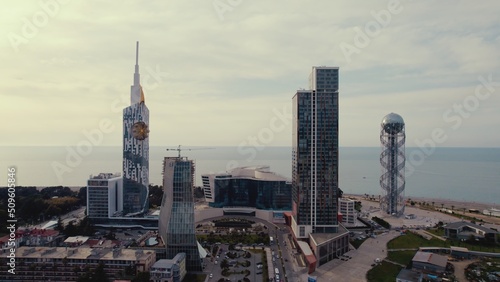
[1,0,500,149]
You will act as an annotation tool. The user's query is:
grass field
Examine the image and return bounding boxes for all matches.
[387,232,449,249]
[387,250,416,266]
[366,261,403,282]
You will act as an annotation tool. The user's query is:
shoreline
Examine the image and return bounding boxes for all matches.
[345,193,499,211]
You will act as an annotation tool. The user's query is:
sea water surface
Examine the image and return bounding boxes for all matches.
[1,146,499,205]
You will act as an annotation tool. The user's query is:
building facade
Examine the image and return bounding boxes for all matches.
[202,166,291,210]
[159,157,202,272]
[292,66,340,238]
[87,173,123,218]
[289,67,348,271]
[150,253,187,282]
[123,42,150,216]
[0,246,155,281]
[339,198,356,225]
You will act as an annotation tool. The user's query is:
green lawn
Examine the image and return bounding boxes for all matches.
[387,250,416,266]
[366,261,403,282]
[387,232,449,249]
[426,228,445,236]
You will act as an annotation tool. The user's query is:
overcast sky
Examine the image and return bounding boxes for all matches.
[2,0,499,148]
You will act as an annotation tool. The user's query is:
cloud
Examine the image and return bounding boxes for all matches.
[0,0,499,147]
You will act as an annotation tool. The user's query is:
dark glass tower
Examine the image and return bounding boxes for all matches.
[292,67,339,239]
[159,157,202,272]
[123,42,150,216]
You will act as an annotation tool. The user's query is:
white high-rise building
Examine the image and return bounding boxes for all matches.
[339,198,356,225]
[87,173,123,218]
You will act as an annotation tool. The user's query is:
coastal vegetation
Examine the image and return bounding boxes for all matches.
[0,186,86,227]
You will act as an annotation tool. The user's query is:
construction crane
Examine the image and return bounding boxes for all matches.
[165,145,215,158]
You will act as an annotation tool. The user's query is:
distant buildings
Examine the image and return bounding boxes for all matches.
[123,41,150,216]
[87,173,123,218]
[202,166,291,210]
[444,221,498,243]
[0,246,156,281]
[380,113,406,217]
[150,253,187,282]
[483,208,500,217]
[159,157,203,271]
[0,228,60,249]
[289,66,348,272]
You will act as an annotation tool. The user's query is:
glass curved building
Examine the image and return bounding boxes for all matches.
[159,157,202,272]
[202,166,291,210]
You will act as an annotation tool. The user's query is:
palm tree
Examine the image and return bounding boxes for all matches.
[451,205,455,211]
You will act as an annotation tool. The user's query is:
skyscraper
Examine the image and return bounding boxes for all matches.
[123,42,150,216]
[292,66,340,238]
[380,113,406,216]
[290,67,348,271]
[159,157,202,272]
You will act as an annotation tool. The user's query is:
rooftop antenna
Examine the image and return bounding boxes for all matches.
[134,41,140,86]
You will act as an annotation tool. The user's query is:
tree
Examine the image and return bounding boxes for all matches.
[132,272,150,282]
[56,217,64,231]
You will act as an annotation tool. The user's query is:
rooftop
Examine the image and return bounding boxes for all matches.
[203,166,289,182]
[412,251,448,268]
[151,253,186,269]
[89,172,121,179]
[64,236,90,245]
[397,269,422,282]
[444,221,498,233]
[17,246,154,261]
[309,224,349,246]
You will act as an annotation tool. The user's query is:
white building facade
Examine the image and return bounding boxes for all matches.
[87,173,123,218]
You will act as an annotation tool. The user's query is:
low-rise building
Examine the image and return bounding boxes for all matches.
[0,246,156,281]
[444,221,498,243]
[150,253,186,282]
[412,251,448,274]
[396,269,423,282]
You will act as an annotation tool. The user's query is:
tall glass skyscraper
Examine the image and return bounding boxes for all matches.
[159,157,202,272]
[123,42,150,216]
[292,66,340,238]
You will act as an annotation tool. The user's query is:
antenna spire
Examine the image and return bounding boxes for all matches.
[134,41,139,75]
[131,41,142,104]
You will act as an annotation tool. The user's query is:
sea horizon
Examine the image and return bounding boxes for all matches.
[2,146,499,206]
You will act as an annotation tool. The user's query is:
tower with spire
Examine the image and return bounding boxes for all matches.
[122,41,150,216]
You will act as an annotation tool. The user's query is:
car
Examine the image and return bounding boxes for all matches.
[209,274,213,279]
[215,260,218,264]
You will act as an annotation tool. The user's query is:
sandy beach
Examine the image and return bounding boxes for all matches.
[345,193,500,227]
